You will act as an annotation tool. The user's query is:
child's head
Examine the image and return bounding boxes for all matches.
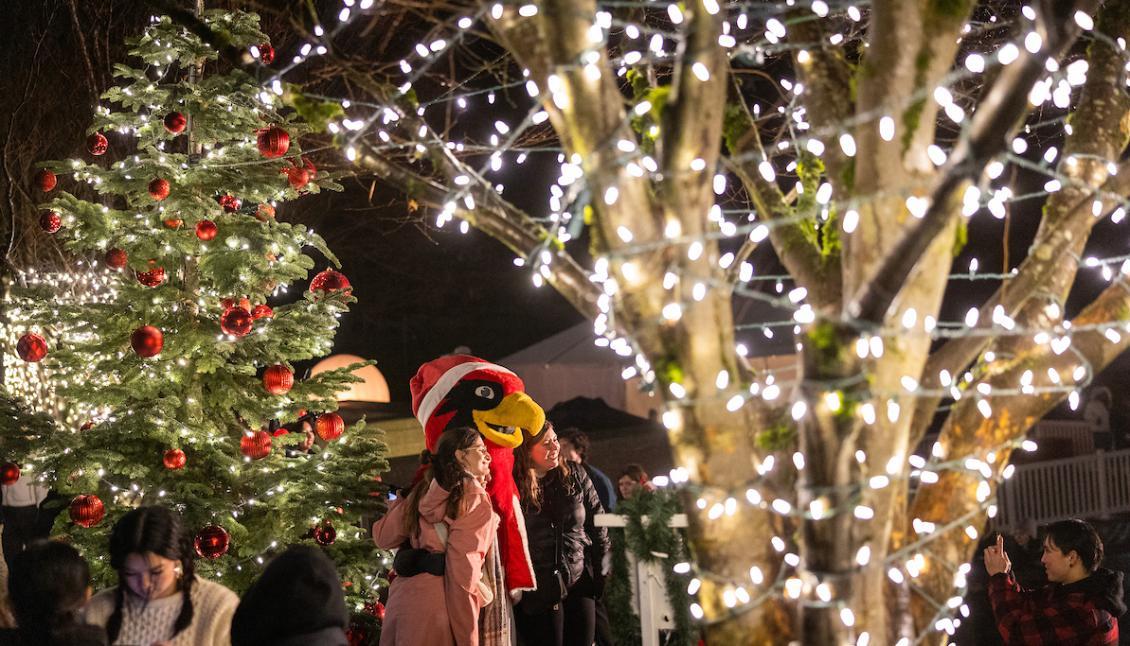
[8,539,92,630]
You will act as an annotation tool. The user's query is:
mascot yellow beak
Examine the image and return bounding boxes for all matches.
[472,392,545,449]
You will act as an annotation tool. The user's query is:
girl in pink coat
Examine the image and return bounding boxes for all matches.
[373,426,499,646]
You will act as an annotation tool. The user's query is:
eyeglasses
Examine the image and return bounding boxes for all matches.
[461,446,489,455]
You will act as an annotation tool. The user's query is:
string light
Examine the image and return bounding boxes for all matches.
[40,0,1129,639]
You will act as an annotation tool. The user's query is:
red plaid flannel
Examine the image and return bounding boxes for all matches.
[987,572,1119,645]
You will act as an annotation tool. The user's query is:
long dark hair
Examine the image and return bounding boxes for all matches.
[403,426,481,534]
[8,539,91,643]
[107,506,196,642]
[514,421,570,511]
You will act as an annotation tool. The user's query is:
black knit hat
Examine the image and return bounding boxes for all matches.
[230,546,349,646]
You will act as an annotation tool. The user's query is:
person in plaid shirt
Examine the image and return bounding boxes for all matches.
[984,519,1126,645]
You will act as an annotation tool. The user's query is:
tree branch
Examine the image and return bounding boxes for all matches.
[351,143,602,320]
[489,0,661,249]
[908,160,1130,444]
[787,14,854,194]
[143,0,256,67]
[848,0,1100,325]
[908,271,1130,631]
[909,0,1130,443]
[728,112,841,308]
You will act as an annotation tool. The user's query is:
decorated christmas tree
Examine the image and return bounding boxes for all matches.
[2,9,390,626]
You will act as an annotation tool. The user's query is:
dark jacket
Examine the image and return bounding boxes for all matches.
[583,463,617,513]
[988,568,1126,645]
[520,461,611,592]
[231,546,349,646]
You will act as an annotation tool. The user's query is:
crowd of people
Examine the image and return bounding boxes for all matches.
[3,420,1124,646]
[375,423,660,646]
[0,505,353,646]
[0,424,657,646]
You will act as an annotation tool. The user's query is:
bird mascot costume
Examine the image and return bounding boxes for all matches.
[410,354,545,638]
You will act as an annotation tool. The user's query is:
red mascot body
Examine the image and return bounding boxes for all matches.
[410,354,545,594]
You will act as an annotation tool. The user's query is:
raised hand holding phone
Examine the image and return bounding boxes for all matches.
[983,533,1012,576]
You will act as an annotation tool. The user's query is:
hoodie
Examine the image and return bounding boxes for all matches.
[989,568,1126,645]
[230,546,349,646]
[372,477,499,646]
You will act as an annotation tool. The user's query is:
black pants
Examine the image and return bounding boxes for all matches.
[515,569,597,646]
[594,596,614,646]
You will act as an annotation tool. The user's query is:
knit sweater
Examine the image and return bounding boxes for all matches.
[83,577,239,646]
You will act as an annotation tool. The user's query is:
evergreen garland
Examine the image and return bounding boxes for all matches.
[607,528,643,645]
[606,488,697,646]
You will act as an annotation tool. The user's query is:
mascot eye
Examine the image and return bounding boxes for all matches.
[475,385,497,399]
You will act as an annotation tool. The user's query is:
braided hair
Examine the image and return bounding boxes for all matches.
[107,506,196,642]
[403,426,480,534]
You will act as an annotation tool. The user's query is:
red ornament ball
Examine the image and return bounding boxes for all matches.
[258,42,275,65]
[163,112,187,134]
[262,364,294,395]
[251,304,273,320]
[195,220,218,241]
[87,133,108,156]
[105,248,128,269]
[302,156,318,179]
[257,126,290,159]
[163,217,183,230]
[163,448,186,470]
[255,203,276,222]
[283,166,309,191]
[136,264,166,287]
[315,412,344,442]
[148,178,170,201]
[219,194,241,213]
[346,626,371,646]
[16,333,48,362]
[35,169,57,192]
[69,494,105,528]
[194,524,230,559]
[365,600,386,621]
[221,297,252,311]
[240,430,272,460]
[313,522,337,546]
[0,462,20,486]
[310,269,351,296]
[130,325,163,358]
[220,306,253,337]
[39,212,62,234]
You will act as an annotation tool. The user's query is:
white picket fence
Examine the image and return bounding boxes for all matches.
[994,448,1130,530]
[1031,419,1098,454]
[594,513,687,646]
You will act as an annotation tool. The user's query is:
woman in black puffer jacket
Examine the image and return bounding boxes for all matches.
[513,422,611,646]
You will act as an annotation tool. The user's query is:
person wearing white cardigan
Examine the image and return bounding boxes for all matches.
[83,506,238,646]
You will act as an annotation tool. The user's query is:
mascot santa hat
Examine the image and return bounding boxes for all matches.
[410,354,544,593]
